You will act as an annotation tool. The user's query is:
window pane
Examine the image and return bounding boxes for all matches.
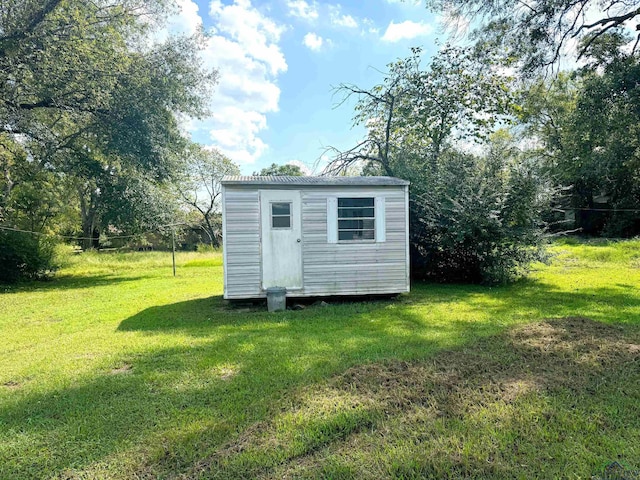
[338,207,374,218]
[338,219,374,230]
[271,202,291,216]
[272,216,290,228]
[338,197,374,208]
[339,229,375,241]
[337,197,376,241]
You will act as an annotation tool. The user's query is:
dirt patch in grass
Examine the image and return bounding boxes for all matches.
[187,317,640,479]
[218,366,237,381]
[110,364,132,375]
[2,380,21,390]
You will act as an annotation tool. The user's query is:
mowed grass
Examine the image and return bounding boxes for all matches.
[0,240,639,479]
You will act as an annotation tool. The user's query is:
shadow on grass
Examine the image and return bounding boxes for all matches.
[0,273,149,294]
[1,281,640,478]
[0,300,441,478]
[116,295,407,333]
[116,278,640,338]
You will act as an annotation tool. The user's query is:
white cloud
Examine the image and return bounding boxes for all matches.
[381,20,433,42]
[329,5,358,28]
[360,17,379,36]
[166,0,203,35]
[303,32,325,51]
[333,14,357,28]
[162,0,287,165]
[286,0,319,20]
[209,0,286,75]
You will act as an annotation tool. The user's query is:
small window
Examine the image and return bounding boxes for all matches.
[271,202,291,229]
[338,197,375,241]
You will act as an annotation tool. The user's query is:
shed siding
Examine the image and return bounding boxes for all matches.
[223,184,409,299]
[301,187,408,296]
[223,188,262,299]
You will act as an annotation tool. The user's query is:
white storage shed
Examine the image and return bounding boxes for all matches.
[221,176,410,300]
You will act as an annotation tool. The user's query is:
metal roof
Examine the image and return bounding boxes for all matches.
[221,175,409,186]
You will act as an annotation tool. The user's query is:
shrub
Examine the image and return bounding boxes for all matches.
[409,150,553,284]
[0,230,58,283]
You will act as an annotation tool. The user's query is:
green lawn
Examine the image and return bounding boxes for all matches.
[1,241,639,479]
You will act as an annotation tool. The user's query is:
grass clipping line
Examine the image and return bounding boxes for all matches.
[182,317,640,480]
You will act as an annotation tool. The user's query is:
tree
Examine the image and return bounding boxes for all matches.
[326,48,552,284]
[176,145,240,247]
[0,135,65,282]
[254,163,305,176]
[520,35,640,235]
[0,0,218,249]
[324,46,514,175]
[409,134,553,283]
[425,0,640,74]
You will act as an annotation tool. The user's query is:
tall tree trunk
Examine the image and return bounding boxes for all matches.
[0,148,14,223]
[203,215,220,248]
[78,183,99,250]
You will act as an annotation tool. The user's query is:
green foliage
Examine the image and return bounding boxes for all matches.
[570,51,640,236]
[0,230,57,282]
[411,136,553,284]
[98,174,179,235]
[1,134,79,234]
[330,49,548,283]
[254,163,305,176]
[328,46,514,176]
[521,37,640,236]
[0,0,218,248]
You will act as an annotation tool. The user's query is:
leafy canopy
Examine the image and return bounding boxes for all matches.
[0,0,218,253]
[425,0,640,74]
[254,163,305,176]
[326,46,514,176]
[520,34,640,235]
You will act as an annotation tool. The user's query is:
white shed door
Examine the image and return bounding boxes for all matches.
[260,190,303,290]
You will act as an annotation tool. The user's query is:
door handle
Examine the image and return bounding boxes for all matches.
[297,239,301,243]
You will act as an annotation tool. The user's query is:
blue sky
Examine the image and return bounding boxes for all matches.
[164,0,443,174]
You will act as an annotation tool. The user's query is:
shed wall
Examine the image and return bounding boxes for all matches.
[301,187,408,296]
[223,188,262,298]
[223,185,409,299]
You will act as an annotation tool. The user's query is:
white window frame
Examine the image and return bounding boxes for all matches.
[327,195,386,244]
[270,201,292,230]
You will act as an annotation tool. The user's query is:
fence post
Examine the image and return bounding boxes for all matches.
[172,227,176,277]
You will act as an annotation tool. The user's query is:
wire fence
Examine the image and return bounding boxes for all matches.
[0,222,215,278]
[0,222,197,243]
